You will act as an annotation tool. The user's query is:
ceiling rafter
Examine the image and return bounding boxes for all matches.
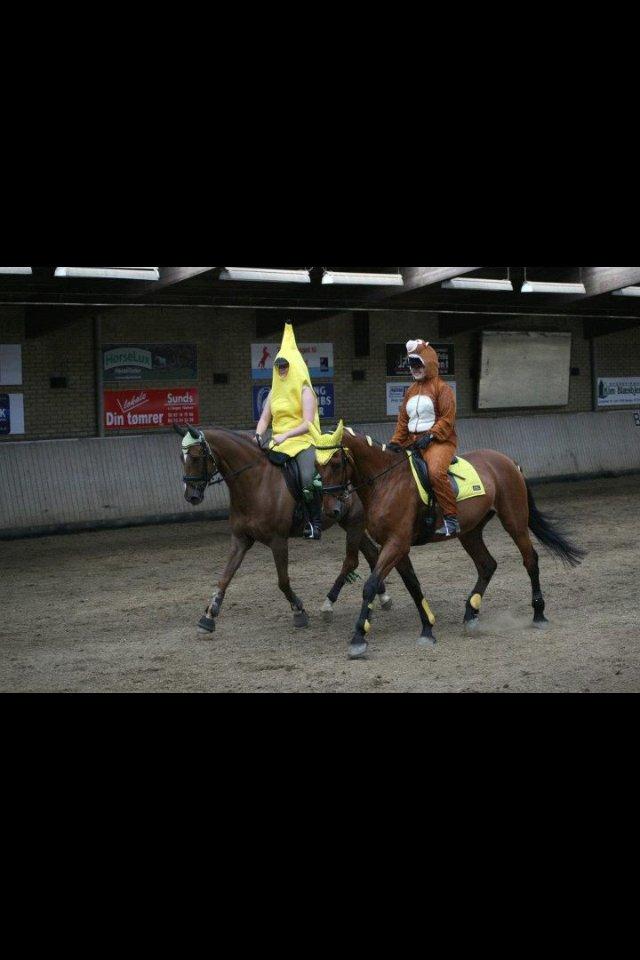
[132,266,216,297]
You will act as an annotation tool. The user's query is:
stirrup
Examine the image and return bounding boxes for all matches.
[303,521,321,540]
[435,516,460,537]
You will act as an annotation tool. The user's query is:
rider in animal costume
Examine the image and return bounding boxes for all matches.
[388,339,460,536]
[254,323,324,540]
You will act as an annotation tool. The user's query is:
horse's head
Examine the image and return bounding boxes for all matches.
[317,448,354,521]
[174,424,216,506]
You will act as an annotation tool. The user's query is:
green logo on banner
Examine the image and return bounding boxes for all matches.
[104,348,153,371]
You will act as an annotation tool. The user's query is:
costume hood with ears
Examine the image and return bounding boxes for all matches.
[406,339,440,379]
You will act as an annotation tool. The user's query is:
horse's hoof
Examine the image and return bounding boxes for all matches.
[197,615,215,634]
[348,641,368,660]
[379,594,393,611]
[294,610,309,628]
[532,617,549,630]
[464,617,480,632]
[321,599,334,622]
[417,634,437,647]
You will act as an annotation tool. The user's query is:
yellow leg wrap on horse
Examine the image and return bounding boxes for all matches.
[421,598,436,626]
[363,619,371,634]
[470,593,482,611]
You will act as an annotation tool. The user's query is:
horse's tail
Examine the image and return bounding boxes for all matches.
[524,475,586,568]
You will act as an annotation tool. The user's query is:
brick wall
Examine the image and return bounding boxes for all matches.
[0,307,96,441]
[3,305,640,442]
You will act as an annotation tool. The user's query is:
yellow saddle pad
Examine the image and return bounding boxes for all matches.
[407,453,485,505]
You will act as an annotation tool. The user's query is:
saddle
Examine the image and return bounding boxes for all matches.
[409,451,461,546]
[408,451,485,546]
[265,449,317,537]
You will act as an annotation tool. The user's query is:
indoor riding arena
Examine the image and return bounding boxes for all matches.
[1,267,639,693]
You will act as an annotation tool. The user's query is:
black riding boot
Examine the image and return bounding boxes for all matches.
[303,489,322,540]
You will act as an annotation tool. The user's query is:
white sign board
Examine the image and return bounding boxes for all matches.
[478,331,572,409]
[386,381,456,416]
[251,342,333,380]
[0,344,23,385]
[597,377,640,406]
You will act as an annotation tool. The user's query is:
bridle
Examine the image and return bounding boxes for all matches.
[321,447,354,503]
[182,430,259,492]
[319,440,409,502]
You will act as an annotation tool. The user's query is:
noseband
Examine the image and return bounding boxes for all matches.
[182,431,220,489]
[320,447,354,503]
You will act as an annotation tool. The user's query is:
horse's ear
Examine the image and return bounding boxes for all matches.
[173,424,188,437]
[187,425,200,440]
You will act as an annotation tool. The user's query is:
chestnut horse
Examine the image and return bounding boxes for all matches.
[315,426,585,659]
[174,424,391,635]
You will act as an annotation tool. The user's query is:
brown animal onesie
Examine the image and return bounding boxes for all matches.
[389,340,458,518]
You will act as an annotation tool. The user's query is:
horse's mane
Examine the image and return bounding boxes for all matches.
[344,426,397,454]
[202,425,259,452]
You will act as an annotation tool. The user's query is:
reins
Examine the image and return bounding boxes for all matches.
[319,440,410,499]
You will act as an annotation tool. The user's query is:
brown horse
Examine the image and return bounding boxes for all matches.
[174,424,392,634]
[314,426,585,659]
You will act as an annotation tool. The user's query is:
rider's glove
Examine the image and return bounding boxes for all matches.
[415,433,433,451]
[255,433,264,448]
[387,442,404,453]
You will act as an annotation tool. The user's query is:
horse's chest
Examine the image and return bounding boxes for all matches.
[406,393,435,433]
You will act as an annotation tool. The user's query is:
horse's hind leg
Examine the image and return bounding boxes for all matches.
[198,532,254,635]
[497,507,547,627]
[271,537,309,628]
[458,514,498,631]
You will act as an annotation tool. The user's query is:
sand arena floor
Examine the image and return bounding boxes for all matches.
[1,476,639,693]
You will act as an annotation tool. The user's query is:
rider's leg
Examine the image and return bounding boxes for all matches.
[424,441,460,536]
[296,446,322,540]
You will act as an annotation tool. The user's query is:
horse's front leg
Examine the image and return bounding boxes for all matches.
[358,530,392,611]
[198,532,254,635]
[321,519,362,622]
[271,537,309,628]
[349,538,408,660]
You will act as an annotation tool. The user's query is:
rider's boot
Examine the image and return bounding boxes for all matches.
[303,489,323,540]
[435,514,460,537]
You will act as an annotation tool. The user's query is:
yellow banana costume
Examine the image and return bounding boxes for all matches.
[269,323,321,458]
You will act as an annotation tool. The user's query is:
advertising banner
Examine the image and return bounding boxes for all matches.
[315,383,335,419]
[0,393,25,434]
[103,343,197,382]
[386,342,454,377]
[253,383,335,422]
[386,381,456,416]
[597,377,640,407]
[0,344,23,384]
[252,384,272,422]
[0,393,10,434]
[251,342,333,380]
[104,388,199,430]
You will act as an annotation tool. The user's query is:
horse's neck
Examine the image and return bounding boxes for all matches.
[205,428,265,492]
[347,432,393,474]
